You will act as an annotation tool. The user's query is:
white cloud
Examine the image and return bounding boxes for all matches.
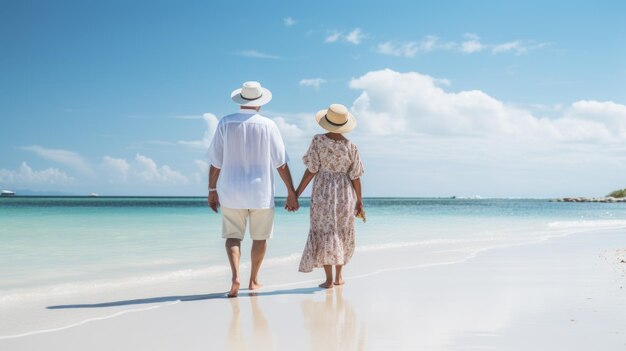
[376,34,547,57]
[178,113,219,149]
[348,69,625,143]
[343,69,626,197]
[284,17,296,26]
[191,159,209,184]
[0,162,73,185]
[419,36,440,51]
[345,28,364,45]
[493,41,549,55]
[566,100,626,138]
[299,78,326,90]
[273,116,305,140]
[460,40,485,53]
[492,41,524,54]
[237,50,280,59]
[21,145,91,174]
[99,154,189,184]
[325,28,365,45]
[102,156,130,181]
[263,111,318,156]
[133,154,188,184]
[460,33,486,53]
[376,36,446,57]
[325,32,342,43]
[376,41,420,57]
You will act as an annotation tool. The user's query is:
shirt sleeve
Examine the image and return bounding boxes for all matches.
[206,122,224,169]
[302,136,320,173]
[269,123,289,168]
[348,144,364,180]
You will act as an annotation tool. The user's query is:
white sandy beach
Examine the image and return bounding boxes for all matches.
[2,228,626,350]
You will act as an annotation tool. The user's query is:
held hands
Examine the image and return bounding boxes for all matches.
[208,191,220,213]
[285,192,300,212]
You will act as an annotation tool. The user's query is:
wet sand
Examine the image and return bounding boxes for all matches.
[2,228,626,350]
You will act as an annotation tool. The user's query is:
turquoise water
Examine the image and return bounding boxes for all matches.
[1,197,626,300]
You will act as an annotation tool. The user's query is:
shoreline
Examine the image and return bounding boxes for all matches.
[2,219,620,313]
[2,227,626,349]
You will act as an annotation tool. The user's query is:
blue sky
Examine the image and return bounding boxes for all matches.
[1,0,625,197]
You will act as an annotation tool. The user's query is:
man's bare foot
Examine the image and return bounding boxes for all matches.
[333,278,345,286]
[228,279,240,298]
[318,281,334,289]
[249,280,263,290]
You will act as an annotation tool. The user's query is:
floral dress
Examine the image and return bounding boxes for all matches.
[298,134,365,273]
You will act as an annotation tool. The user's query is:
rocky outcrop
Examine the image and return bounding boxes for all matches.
[556,197,626,203]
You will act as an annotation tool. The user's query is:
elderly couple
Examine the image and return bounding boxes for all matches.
[207,81,365,297]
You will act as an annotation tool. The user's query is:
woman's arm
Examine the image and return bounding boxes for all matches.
[351,178,363,216]
[296,169,317,197]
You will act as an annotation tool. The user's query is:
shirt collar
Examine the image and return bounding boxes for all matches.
[238,109,259,114]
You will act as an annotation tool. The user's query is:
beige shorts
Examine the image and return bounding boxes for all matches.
[221,207,274,240]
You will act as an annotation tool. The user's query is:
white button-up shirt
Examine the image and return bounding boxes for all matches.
[207,110,289,209]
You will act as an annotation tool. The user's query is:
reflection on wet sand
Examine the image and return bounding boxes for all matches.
[301,288,365,351]
[227,296,276,351]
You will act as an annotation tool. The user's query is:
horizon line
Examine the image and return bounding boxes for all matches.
[0,195,560,200]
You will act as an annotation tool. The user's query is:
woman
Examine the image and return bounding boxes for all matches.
[296,103,365,288]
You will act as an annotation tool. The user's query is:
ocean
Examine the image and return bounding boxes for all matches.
[1,197,626,306]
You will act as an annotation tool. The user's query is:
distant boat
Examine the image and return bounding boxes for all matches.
[1,190,15,197]
[88,193,99,197]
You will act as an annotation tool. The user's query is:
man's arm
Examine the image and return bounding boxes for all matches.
[276,164,299,211]
[208,165,221,213]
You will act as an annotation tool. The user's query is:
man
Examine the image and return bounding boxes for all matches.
[207,81,299,298]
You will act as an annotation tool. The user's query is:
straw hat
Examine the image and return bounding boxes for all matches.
[230,81,273,106]
[315,104,357,133]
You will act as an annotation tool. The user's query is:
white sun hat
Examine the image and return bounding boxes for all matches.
[230,81,273,106]
[315,103,357,133]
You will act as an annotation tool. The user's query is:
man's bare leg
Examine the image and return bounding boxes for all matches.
[249,240,266,290]
[334,265,345,285]
[319,265,334,289]
[226,238,241,297]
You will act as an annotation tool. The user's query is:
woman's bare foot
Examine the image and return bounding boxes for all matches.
[228,279,241,298]
[249,280,263,291]
[318,281,334,289]
[334,265,344,286]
